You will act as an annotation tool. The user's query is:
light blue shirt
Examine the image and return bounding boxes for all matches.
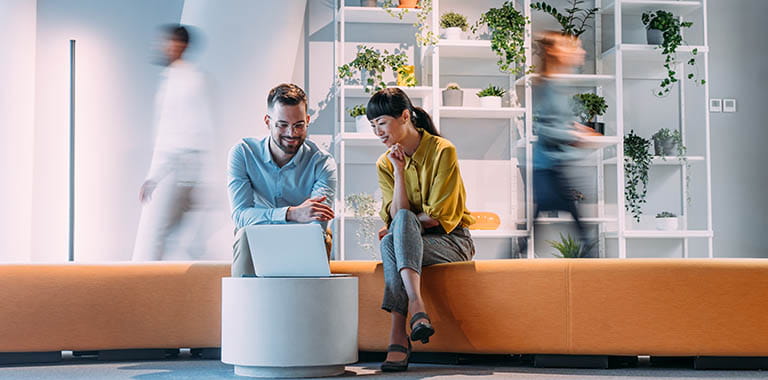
[532,78,581,169]
[227,136,336,230]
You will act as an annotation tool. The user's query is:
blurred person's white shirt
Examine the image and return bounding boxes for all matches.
[133,60,213,261]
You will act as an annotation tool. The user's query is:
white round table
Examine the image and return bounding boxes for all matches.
[221,276,358,378]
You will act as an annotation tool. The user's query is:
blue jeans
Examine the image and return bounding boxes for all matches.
[380,209,475,316]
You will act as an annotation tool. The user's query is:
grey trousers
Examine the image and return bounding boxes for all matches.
[231,227,333,277]
[380,209,475,316]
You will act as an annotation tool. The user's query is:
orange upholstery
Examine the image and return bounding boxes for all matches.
[1,259,767,356]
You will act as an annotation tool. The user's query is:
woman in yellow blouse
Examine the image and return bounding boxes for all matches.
[366,88,475,372]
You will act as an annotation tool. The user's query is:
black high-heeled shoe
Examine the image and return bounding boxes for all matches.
[380,340,411,372]
[409,312,435,344]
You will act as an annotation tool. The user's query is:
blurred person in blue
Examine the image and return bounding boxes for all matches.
[228,83,337,277]
[132,25,213,261]
[531,31,600,257]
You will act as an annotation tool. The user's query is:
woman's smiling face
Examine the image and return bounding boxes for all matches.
[372,110,409,148]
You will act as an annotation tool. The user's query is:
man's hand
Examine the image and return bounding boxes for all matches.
[139,180,157,204]
[286,196,335,223]
[417,212,440,229]
[378,226,389,241]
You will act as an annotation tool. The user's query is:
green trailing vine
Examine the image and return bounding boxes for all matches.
[471,1,529,75]
[530,0,598,38]
[642,10,705,97]
[382,0,438,46]
[624,130,652,222]
[337,45,414,93]
[347,104,366,118]
[345,193,379,259]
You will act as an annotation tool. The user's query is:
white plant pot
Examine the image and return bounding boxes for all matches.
[355,115,372,134]
[479,96,502,108]
[655,217,679,231]
[444,27,463,40]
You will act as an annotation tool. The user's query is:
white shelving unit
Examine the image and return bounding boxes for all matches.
[333,0,713,260]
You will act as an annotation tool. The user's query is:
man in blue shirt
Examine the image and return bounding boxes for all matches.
[228,83,336,277]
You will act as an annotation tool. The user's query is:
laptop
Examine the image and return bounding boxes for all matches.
[244,224,332,277]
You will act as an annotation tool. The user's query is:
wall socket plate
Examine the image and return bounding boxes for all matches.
[723,98,736,112]
[709,98,722,112]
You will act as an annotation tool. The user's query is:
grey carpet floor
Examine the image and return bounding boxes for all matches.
[0,354,766,380]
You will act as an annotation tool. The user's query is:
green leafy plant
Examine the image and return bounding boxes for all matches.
[652,128,691,204]
[530,1,598,38]
[642,10,705,97]
[656,211,676,218]
[571,93,607,123]
[471,1,529,75]
[347,104,366,118]
[624,130,652,222]
[476,84,506,98]
[440,11,468,30]
[346,193,380,259]
[337,46,413,93]
[547,233,582,258]
[445,82,461,90]
[382,0,438,46]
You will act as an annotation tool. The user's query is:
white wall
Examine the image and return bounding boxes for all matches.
[0,0,37,262]
[30,0,185,262]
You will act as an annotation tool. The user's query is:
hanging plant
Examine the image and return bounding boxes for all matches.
[345,193,380,259]
[471,1,529,75]
[382,0,438,46]
[642,10,705,97]
[624,130,652,222]
[530,0,598,38]
[337,45,414,93]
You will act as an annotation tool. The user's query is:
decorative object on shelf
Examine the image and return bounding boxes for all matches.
[471,1,529,75]
[571,93,607,134]
[348,105,371,134]
[440,11,468,40]
[641,10,705,97]
[651,128,691,204]
[442,83,463,107]
[530,1,598,38]
[651,128,682,156]
[477,84,506,108]
[547,233,583,258]
[360,0,378,7]
[468,211,501,230]
[655,211,679,231]
[396,64,416,87]
[345,193,380,259]
[337,45,414,93]
[382,0,438,46]
[624,130,652,223]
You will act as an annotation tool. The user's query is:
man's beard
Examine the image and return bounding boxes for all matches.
[273,135,305,154]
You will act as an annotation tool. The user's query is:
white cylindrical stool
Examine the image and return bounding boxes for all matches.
[222,277,358,378]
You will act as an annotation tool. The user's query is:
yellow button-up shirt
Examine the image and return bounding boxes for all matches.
[376,130,475,233]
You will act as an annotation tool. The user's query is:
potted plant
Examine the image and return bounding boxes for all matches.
[383,0,438,46]
[471,1,529,75]
[477,84,506,108]
[642,10,705,97]
[348,105,371,134]
[530,1,598,38]
[651,128,682,156]
[337,46,414,93]
[345,193,380,259]
[547,233,583,258]
[440,11,468,40]
[655,211,678,231]
[624,130,652,222]
[442,82,463,107]
[571,93,607,134]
